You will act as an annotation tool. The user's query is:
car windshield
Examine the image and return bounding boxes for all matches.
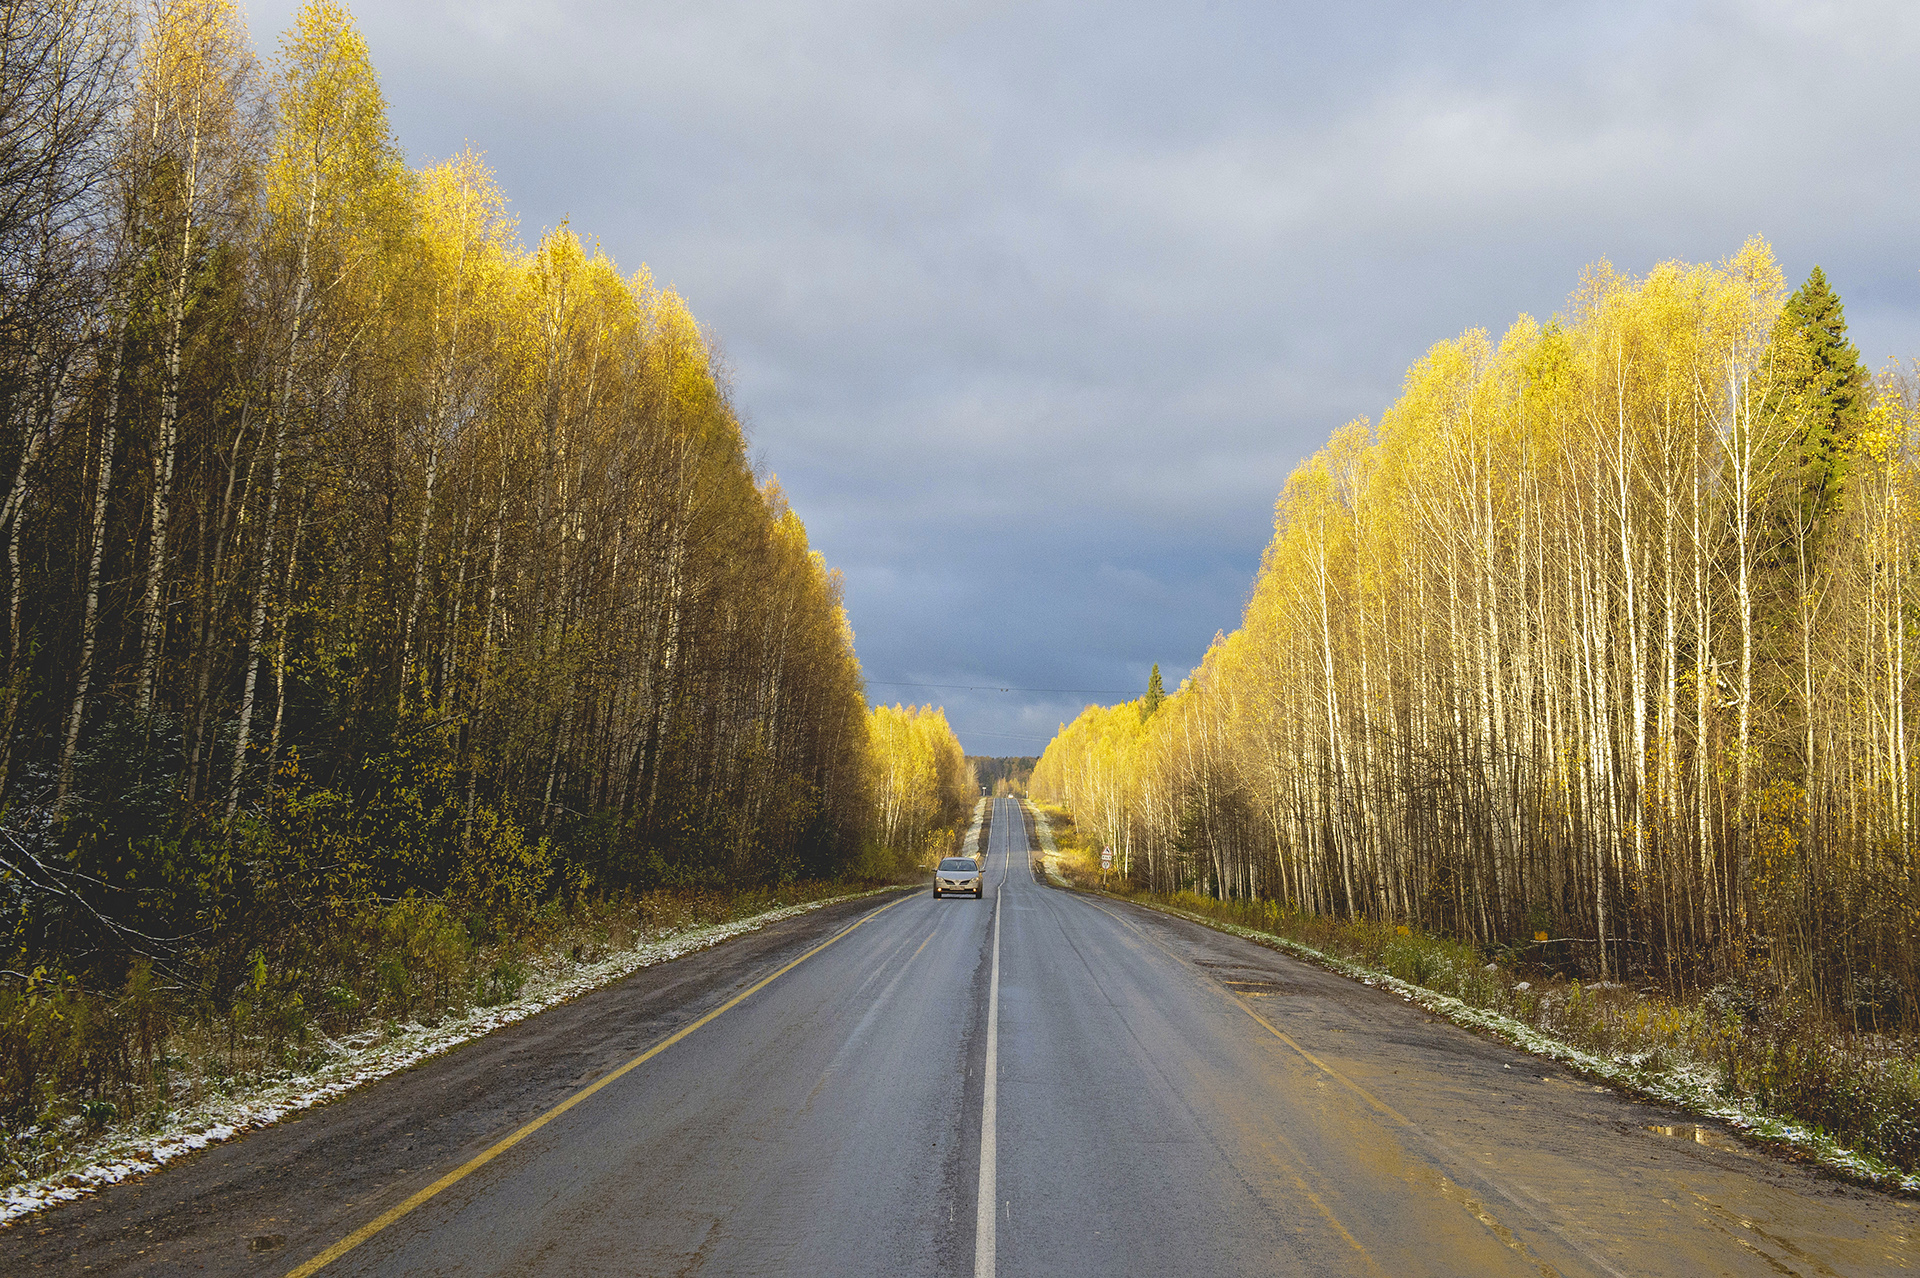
[938,859,977,872]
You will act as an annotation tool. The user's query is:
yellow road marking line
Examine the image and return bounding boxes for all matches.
[1228,996,1408,1125]
[1066,899,1383,1273]
[285,891,913,1278]
[1230,995,1566,1277]
[908,928,938,964]
[1297,1180,1384,1271]
[1077,898,1406,1119]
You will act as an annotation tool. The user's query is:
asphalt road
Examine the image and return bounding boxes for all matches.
[4,796,1913,1275]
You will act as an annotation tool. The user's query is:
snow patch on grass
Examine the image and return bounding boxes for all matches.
[0,885,901,1227]
[1026,801,1068,887]
[962,799,988,859]
[1135,896,1920,1196]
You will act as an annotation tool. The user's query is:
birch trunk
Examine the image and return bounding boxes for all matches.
[135,104,203,717]
[58,322,127,800]
[227,172,319,819]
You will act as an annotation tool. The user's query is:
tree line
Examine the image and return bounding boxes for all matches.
[0,0,969,986]
[1035,241,1917,1026]
[869,705,976,865]
[967,755,1035,796]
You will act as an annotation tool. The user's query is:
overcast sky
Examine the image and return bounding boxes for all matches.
[246,0,1920,756]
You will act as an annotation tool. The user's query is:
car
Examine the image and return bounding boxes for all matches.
[933,856,983,899]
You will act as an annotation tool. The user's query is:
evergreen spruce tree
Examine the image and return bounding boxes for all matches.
[1774,265,1869,523]
[1141,663,1164,722]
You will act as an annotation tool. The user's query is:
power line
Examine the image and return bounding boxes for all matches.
[865,680,1137,696]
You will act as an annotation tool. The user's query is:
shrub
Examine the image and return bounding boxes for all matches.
[451,808,553,934]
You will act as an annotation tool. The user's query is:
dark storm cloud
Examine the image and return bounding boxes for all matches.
[244,0,1920,752]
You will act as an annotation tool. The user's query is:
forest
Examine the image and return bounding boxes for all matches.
[1035,240,1919,1028]
[967,755,1035,796]
[0,0,971,1143]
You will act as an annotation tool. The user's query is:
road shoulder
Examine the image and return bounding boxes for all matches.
[0,889,909,1275]
[1068,885,1920,1200]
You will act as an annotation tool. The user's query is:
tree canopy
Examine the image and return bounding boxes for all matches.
[1036,242,1918,1027]
[0,0,951,993]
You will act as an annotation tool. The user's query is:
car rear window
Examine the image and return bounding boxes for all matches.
[938,858,978,871]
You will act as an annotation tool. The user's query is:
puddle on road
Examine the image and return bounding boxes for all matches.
[1199,962,1304,997]
[1647,1123,1753,1157]
[1223,979,1289,996]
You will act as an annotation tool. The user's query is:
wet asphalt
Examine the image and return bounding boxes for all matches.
[3,795,1915,1275]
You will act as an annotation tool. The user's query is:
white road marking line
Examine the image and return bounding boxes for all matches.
[975,801,1006,1278]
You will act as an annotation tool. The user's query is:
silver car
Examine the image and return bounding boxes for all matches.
[933,856,983,899]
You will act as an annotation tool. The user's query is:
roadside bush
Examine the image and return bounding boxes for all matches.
[0,973,81,1127]
[474,950,526,1007]
[376,898,472,1021]
[0,962,173,1149]
[451,807,553,936]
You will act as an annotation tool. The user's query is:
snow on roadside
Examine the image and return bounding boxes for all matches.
[1135,897,1920,1196]
[1026,801,1067,886]
[962,798,988,858]
[0,886,902,1227]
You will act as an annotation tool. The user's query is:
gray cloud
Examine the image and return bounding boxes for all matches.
[244,0,1920,752]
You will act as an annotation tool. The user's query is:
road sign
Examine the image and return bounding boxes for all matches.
[1100,847,1112,870]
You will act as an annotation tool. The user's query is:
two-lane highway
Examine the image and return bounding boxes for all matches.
[4,795,1912,1275]
[312,803,1018,1277]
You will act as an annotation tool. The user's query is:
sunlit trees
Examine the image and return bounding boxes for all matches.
[1036,240,1919,1023]
[3,0,925,988]
[868,703,973,864]
[127,0,259,716]
[220,0,400,814]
